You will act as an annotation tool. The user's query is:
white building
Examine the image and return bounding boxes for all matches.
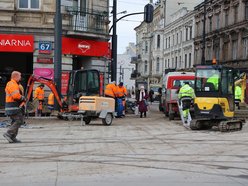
[163,8,195,70]
[117,43,136,91]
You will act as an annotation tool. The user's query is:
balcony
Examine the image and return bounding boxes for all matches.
[65,6,109,39]
[130,70,141,79]
[130,57,138,64]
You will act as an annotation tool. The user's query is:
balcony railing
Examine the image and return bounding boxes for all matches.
[65,6,109,35]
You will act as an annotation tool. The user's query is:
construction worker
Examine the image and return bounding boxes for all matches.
[3,71,26,143]
[104,81,117,98]
[235,84,242,110]
[34,84,45,117]
[116,82,128,116]
[178,81,195,123]
[47,92,54,113]
[207,70,219,90]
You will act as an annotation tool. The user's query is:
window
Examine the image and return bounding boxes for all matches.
[179,56,181,68]
[156,57,160,73]
[176,33,179,44]
[19,0,40,9]
[172,58,174,68]
[214,45,220,60]
[223,42,229,61]
[189,26,193,40]
[225,12,229,26]
[216,14,220,29]
[172,35,175,46]
[234,6,238,23]
[175,57,178,68]
[180,31,183,43]
[185,54,187,68]
[166,38,168,49]
[157,35,160,49]
[243,38,248,59]
[165,59,167,68]
[145,60,148,73]
[168,37,170,48]
[186,28,188,41]
[189,53,192,67]
[232,40,238,60]
[245,2,248,20]
[168,59,170,68]
[209,17,212,32]
[145,41,148,53]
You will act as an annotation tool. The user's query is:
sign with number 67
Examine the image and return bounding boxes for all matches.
[39,41,52,54]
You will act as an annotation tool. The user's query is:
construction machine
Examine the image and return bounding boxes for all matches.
[25,69,100,118]
[189,65,244,132]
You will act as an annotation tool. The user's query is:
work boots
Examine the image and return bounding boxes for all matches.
[3,133,21,143]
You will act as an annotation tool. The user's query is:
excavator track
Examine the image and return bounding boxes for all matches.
[189,119,212,130]
[218,120,243,132]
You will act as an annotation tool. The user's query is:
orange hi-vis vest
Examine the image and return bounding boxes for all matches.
[5,79,24,115]
[104,84,116,98]
[115,86,127,98]
[48,93,54,105]
[34,87,45,101]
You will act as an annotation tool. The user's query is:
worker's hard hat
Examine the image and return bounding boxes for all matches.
[119,82,123,86]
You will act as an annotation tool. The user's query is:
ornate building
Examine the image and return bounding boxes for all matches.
[194,0,248,68]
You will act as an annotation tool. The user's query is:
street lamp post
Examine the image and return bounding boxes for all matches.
[54,0,62,111]
[111,0,117,82]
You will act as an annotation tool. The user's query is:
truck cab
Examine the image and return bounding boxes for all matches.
[161,72,195,120]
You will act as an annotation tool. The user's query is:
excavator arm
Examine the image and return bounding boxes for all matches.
[24,75,67,112]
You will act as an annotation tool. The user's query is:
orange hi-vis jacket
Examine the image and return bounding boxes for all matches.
[5,79,24,115]
[115,86,127,98]
[34,87,45,101]
[104,83,117,98]
[48,93,54,105]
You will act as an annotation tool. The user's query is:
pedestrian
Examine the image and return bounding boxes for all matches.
[34,84,45,117]
[178,81,195,123]
[137,85,149,118]
[3,71,26,143]
[235,84,242,110]
[149,89,154,104]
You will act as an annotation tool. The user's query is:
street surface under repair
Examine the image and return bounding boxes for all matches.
[0,103,248,186]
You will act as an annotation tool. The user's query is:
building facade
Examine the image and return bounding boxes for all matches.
[194,0,248,67]
[163,8,195,70]
[0,0,110,109]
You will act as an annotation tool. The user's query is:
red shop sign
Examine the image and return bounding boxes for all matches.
[62,37,109,57]
[0,34,34,52]
[61,72,70,95]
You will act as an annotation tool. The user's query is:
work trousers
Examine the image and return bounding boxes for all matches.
[7,111,24,139]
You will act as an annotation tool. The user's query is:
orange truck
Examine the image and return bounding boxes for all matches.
[161,72,195,120]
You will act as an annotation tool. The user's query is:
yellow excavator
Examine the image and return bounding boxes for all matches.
[190,65,244,132]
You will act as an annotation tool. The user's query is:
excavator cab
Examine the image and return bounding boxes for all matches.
[191,65,243,132]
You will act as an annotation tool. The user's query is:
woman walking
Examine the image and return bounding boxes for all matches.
[137,86,148,118]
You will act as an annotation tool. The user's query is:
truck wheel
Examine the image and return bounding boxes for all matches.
[83,117,91,125]
[102,113,113,126]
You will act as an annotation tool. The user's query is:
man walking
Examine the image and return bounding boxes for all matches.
[3,71,26,143]
[178,81,195,123]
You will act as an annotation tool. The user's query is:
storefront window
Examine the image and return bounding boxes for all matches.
[19,0,40,9]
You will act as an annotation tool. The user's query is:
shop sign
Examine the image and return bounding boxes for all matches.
[37,57,53,64]
[39,41,52,54]
[62,37,110,57]
[0,34,34,52]
[61,72,70,95]
[33,68,70,95]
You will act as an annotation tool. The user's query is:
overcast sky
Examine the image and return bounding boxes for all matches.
[110,0,204,54]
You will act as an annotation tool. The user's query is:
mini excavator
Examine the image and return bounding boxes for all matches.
[189,65,244,132]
